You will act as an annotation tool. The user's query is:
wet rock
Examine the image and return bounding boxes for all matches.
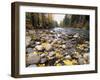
[67,34,73,39]
[26,53,40,65]
[73,33,79,38]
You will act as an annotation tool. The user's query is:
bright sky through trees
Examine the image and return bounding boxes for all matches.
[53,14,65,24]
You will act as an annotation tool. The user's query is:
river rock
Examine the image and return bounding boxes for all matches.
[29,30,35,34]
[26,53,40,65]
[73,33,79,38]
[40,57,47,63]
[83,53,89,60]
[65,55,71,59]
[48,51,55,57]
[62,45,66,49]
[42,43,52,51]
[35,45,43,51]
[26,36,31,46]
[78,57,85,65]
[35,42,41,45]
[40,53,46,58]
[26,48,34,53]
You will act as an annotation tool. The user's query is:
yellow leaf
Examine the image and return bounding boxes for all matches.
[56,63,62,66]
[63,60,73,65]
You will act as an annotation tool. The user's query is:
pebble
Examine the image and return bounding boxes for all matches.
[78,57,85,65]
[40,57,47,63]
[83,53,89,60]
[26,53,40,64]
[62,45,66,49]
[35,45,43,51]
[26,48,34,53]
[35,42,41,45]
[29,30,35,34]
[26,36,31,46]
[42,43,52,51]
[73,33,79,38]
[65,55,71,59]
[40,53,46,58]
[48,51,55,57]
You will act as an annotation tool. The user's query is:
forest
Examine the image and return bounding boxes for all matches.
[26,12,89,30]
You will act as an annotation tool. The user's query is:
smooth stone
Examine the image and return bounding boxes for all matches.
[50,30,54,33]
[35,42,41,45]
[73,33,79,38]
[35,45,43,51]
[64,52,69,55]
[48,51,55,57]
[67,35,73,39]
[83,53,89,60]
[29,30,35,34]
[62,45,66,49]
[65,55,71,59]
[84,41,89,44]
[78,58,85,65]
[26,53,40,64]
[43,43,52,51]
[40,53,46,58]
[26,48,33,53]
[26,36,31,46]
[40,57,47,63]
